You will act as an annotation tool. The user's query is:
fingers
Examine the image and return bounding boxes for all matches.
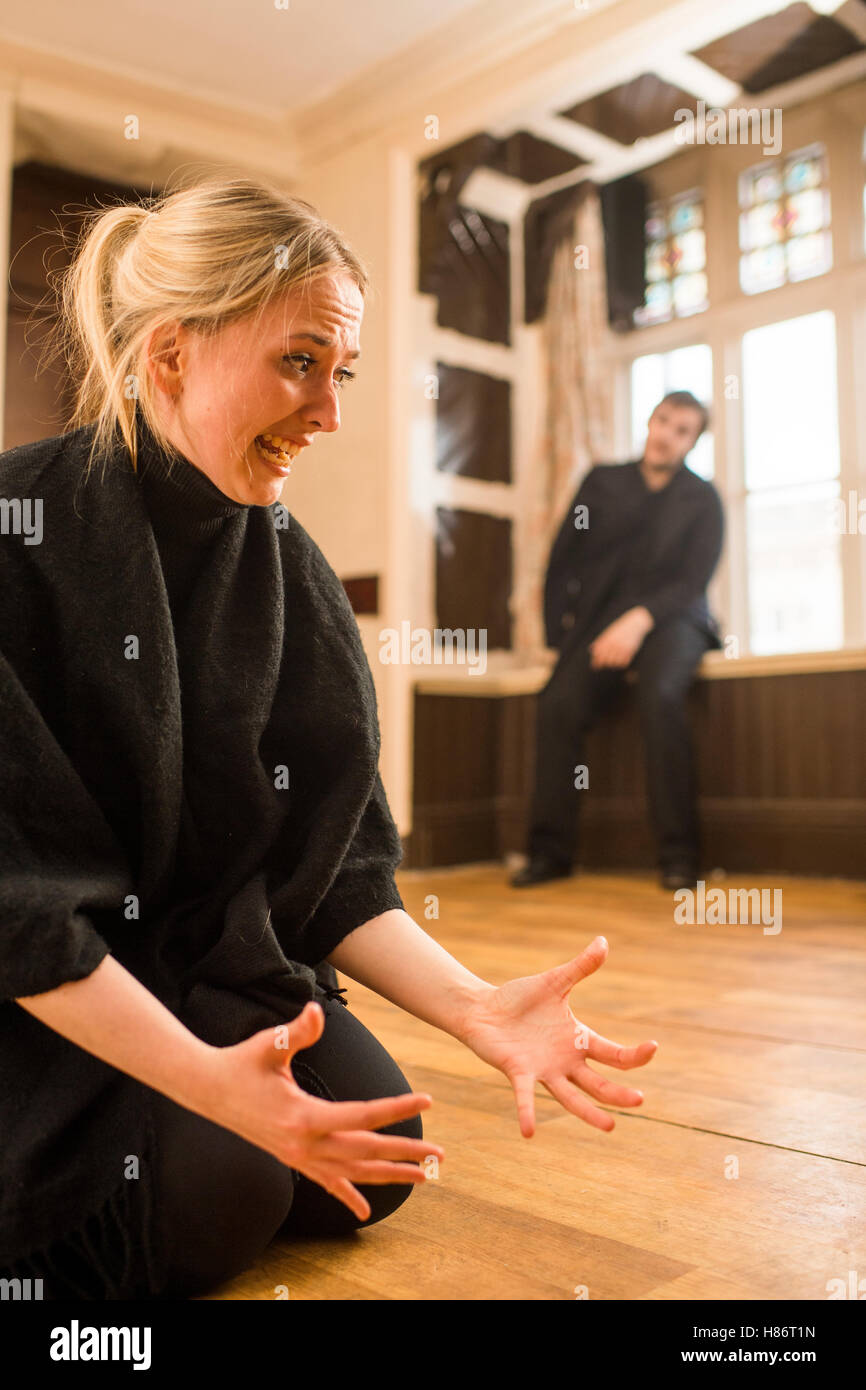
[541,1075,616,1132]
[342,1161,432,1186]
[509,1072,537,1139]
[312,1131,444,1164]
[309,1159,434,1223]
[302,1090,434,1135]
[549,936,609,995]
[570,1061,644,1108]
[285,1000,325,1050]
[325,1176,371,1222]
[585,1035,659,1070]
[260,1002,325,1067]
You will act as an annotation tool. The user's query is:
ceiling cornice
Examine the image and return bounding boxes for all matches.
[0,35,299,185]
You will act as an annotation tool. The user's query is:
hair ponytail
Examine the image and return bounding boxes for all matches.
[58,203,151,476]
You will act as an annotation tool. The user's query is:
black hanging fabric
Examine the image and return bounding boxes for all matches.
[599,172,649,331]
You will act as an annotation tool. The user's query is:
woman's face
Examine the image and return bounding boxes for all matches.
[146,270,363,506]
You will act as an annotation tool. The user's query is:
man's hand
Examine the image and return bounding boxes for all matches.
[589,606,655,669]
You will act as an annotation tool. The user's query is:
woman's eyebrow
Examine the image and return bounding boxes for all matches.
[287,332,361,360]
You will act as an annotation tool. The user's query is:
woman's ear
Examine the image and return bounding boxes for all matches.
[144,321,185,397]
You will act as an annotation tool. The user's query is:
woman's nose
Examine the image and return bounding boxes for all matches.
[302,384,341,433]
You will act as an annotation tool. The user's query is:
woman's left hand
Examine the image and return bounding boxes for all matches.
[457,936,658,1137]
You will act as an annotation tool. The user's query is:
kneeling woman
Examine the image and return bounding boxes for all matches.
[0,175,657,1300]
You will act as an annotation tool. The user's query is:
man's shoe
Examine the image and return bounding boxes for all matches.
[510,857,573,887]
[660,865,700,890]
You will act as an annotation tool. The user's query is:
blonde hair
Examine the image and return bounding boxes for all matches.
[45,170,370,481]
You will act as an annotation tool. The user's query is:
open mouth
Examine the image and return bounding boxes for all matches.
[254,434,304,471]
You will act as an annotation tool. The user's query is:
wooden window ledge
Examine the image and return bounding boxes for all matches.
[412,647,866,696]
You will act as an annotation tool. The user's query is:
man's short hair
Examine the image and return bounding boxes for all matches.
[655,390,710,439]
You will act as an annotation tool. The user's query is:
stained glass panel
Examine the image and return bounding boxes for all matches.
[786,230,832,281]
[784,156,821,195]
[738,144,830,295]
[754,169,783,203]
[645,210,667,241]
[672,272,708,315]
[634,189,706,327]
[646,241,669,282]
[634,281,672,324]
[672,228,705,273]
[738,169,759,209]
[669,199,702,233]
[786,188,827,237]
[740,244,786,295]
[740,202,781,251]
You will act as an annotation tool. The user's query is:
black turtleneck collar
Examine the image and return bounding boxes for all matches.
[134,414,250,542]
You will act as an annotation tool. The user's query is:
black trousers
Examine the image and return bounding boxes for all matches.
[147,993,424,1299]
[526,615,713,872]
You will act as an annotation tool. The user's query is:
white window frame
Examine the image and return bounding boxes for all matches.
[611,87,866,660]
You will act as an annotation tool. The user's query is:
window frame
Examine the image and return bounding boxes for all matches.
[611,87,866,660]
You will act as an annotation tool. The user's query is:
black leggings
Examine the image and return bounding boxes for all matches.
[151,994,424,1299]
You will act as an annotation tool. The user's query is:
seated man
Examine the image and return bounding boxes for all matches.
[512,390,724,891]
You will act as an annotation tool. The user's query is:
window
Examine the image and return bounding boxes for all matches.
[738,143,831,295]
[630,344,713,480]
[741,310,842,654]
[633,189,708,327]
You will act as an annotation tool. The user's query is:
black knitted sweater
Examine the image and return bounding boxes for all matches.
[0,416,404,1297]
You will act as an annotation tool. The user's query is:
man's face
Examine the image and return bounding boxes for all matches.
[147,270,364,505]
[643,401,704,468]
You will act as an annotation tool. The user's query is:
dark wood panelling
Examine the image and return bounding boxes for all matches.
[408,669,866,877]
[483,131,588,184]
[435,362,512,483]
[692,4,864,94]
[5,161,152,449]
[435,507,512,651]
[559,74,700,145]
[4,301,71,444]
[340,575,378,615]
[417,145,512,344]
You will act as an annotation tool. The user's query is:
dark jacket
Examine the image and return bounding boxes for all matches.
[543,459,724,652]
[0,421,405,1296]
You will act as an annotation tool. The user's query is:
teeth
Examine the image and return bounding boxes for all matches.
[255,435,301,469]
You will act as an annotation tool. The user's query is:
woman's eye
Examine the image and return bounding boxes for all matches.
[282,355,356,389]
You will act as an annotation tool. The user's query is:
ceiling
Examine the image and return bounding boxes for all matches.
[3,0,866,194]
[0,0,525,120]
[483,0,866,191]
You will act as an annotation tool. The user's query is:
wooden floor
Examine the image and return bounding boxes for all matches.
[202,865,866,1301]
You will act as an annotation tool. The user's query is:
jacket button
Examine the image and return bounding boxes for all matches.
[561,612,575,628]
[567,579,581,595]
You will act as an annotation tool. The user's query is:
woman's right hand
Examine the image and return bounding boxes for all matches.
[197,999,443,1222]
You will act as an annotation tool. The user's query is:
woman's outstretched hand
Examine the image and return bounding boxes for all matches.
[457,936,658,1137]
[201,1000,444,1222]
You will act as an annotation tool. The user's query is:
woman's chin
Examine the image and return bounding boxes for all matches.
[240,449,290,503]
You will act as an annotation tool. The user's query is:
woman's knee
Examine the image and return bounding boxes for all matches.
[151,1091,295,1298]
[274,997,431,1236]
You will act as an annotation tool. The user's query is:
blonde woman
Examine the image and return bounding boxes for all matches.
[0,174,657,1301]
